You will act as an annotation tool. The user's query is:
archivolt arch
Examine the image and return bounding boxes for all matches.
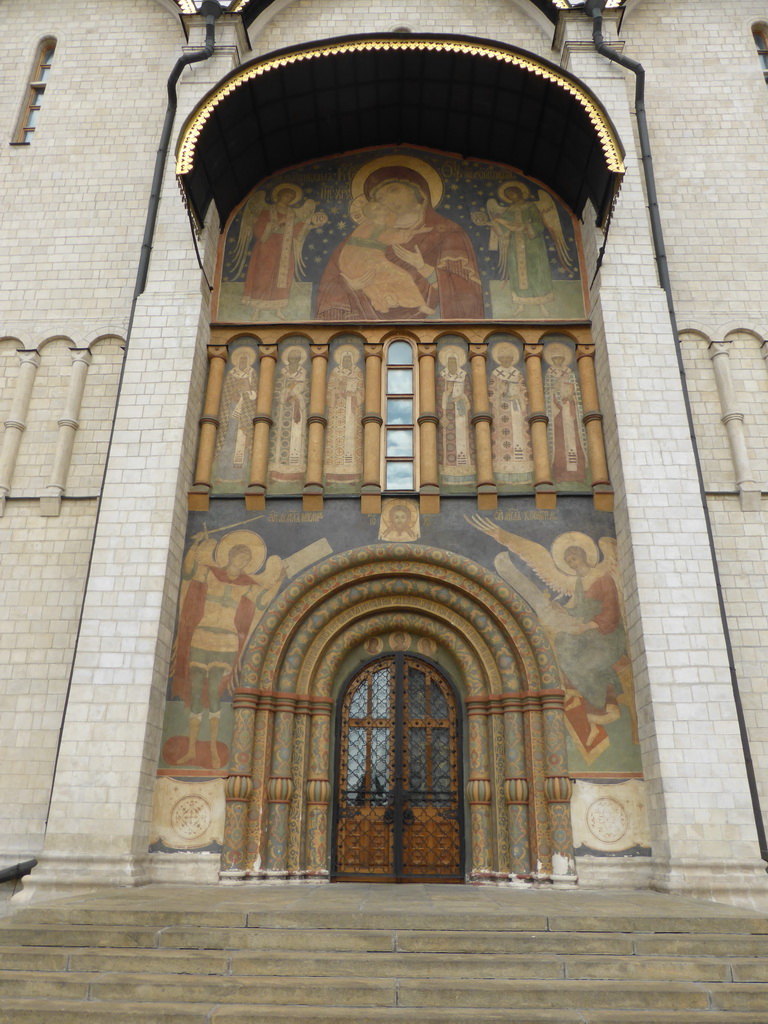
[222,545,575,885]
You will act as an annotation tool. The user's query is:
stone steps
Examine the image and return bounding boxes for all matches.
[1,884,768,1022]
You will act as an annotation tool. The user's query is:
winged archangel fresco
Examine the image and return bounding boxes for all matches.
[226,186,326,319]
[466,515,633,761]
[472,182,575,315]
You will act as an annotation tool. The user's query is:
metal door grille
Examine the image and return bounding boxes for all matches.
[333,654,463,881]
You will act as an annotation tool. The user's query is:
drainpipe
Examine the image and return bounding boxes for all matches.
[45,2,223,832]
[582,0,768,864]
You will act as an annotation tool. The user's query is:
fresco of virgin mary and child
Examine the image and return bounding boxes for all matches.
[215,148,585,323]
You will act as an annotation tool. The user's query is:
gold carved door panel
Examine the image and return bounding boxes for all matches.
[333,654,463,882]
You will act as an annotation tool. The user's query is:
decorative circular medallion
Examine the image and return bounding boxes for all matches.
[586,797,629,845]
[390,631,411,651]
[364,636,384,655]
[417,636,437,657]
[171,795,212,840]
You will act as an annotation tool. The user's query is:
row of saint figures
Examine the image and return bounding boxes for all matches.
[210,334,591,496]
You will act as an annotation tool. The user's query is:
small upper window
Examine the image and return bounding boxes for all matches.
[753,26,768,83]
[384,341,416,492]
[16,41,56,144]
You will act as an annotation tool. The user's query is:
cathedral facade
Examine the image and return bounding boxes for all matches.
[2,0,768,909]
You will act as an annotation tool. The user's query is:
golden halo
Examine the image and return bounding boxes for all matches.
[491,341,521,365]
[333,343,360,364]
[543,341,574,365]
[438,344,467,367]
[551,532,599,576]
[270,183,302,205]
[351,155,443,208]
[499,180,530,203]
[214,530,266,575]
[281,344,308,364]
[229,345,257,367]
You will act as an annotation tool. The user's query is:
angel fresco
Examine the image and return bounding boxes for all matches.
[467,517,634,764]
[227,185,327,320]
[472,182,575,318]
[169,529,285,770]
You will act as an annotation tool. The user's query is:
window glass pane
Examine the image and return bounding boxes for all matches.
[386,462,414,490]
[22,130,34,143]
[371,667,391,718]
[430,680,449,719]
[31,88,45,105]
[370,728,390,803]
[408,727,428,800]
[408,668,427,719]
[386,429,413,457]
[347,727,367,801]
[25,107,40,128]
[349,679,368,719]
[387,368,412,393]
[388,341,412,365]
[431,728,451,803]
[387,398,413,425]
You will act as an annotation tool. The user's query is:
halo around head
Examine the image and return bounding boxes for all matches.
[492,341,520,365]
[543,340,574,365]
[215,530,266,575]
[229,345,257,367]
[270,182,302,205]
[499,180,531,202]
[438,344,466,367]
[281,344,308,364]
[333,343,359,364]
[551,532,599,576]
[351,155,443,208]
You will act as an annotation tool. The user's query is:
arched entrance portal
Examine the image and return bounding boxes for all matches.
[333,654,463,882]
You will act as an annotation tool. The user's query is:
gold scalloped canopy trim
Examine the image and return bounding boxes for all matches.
[175,37,625,178]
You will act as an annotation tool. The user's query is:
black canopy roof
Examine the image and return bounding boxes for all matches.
[176,34,624,228]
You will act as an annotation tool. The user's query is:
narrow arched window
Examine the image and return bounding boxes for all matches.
[383,340,417,492]
[753,26,768,84]
[15,40,56,144]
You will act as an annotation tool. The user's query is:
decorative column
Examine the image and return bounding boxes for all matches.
[469,342,497,510]
[540,688,576,883]
[221,689,260,878]
[523,343,556,510]
[264,693,296,875]
[501,692,531,877]
[0,350,40,516]
[575,341,613,511]
[40,348,92,517]
[305,698,333,877]
[304,343,329,512]
[189,345,228,511]
[361,342,383,514]
[245,689,276,876]
[465,697,494,878]
[417,342,440,514]
[245,344,277,511]
[709,341,760,511]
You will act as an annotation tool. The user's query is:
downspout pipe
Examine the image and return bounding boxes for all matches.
[582,0,768,864]
[44,3,222,834]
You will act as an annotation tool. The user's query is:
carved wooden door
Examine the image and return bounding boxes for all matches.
[333,654,463,882]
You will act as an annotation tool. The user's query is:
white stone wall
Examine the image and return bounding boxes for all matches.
[251,0,553,56]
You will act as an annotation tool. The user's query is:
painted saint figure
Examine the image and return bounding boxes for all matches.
[473,182,574,318]
[170,529,284,769]
[317,159,483,320]
[467,517,633,764]
[437,344,475,488]
[543,342,588,485]
[325,344,364,487]
[212,345,258,490]
[487,342,533,485]
[227,185,327,320]
[269,345,309,487]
